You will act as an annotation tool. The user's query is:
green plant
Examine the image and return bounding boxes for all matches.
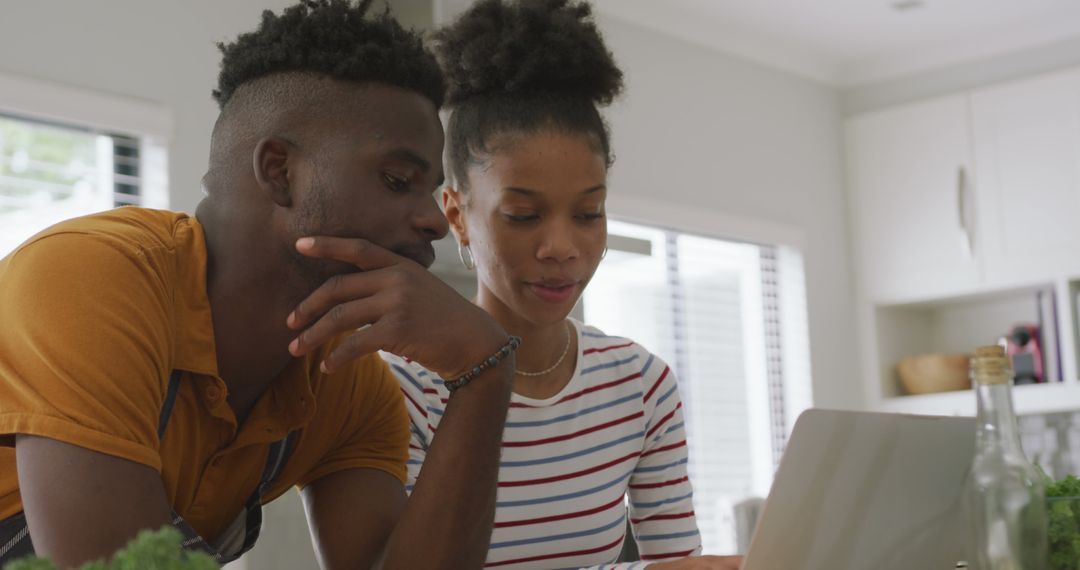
[3,527,219,570]
[1043,471,1080,570]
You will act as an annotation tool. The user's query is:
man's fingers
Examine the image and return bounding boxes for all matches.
[288,268,399,330]
[289,297,383,357]
[321,323,387,373]
[295,236,403,272]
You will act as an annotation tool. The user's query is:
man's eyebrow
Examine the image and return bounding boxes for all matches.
[384,148,431,172]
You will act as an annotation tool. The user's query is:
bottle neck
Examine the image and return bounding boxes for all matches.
[974,382,1025,454]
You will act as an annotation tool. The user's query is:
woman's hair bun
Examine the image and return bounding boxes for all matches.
[435,0,624,107]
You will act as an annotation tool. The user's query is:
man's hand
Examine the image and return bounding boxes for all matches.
[287,236,507,378]
[648,555,744,570]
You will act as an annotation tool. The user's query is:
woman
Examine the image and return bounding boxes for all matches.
[384,1,742,568]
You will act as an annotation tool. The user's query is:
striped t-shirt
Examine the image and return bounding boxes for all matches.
[383,319,701,569]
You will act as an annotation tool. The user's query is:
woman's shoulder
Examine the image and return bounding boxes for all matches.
[575,320,667,376]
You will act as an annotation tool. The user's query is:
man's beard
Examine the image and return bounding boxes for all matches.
[285,174,357,303]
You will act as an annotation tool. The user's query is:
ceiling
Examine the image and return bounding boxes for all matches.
[590,0,1080,86]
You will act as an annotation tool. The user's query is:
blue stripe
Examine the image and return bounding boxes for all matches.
[501,432,644,468]
[635,458,688,474]
[405,484,414,493]
[392,364,425,393]
[496,471,632,508]
[505,393,641,428]
[632,491,693,510]
[637,529,700,542]
[656,385,677,407]
[428,406,443,416]
[665,421,685,435]
[582,354,640,376]
[640,353,656,377]
[489,514,625,549]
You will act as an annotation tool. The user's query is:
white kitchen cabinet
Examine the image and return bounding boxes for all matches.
[845,69,1080,416]
[845,95,982,304]
[972,67,1080,285]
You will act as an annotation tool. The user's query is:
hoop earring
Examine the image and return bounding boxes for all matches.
[600,247,608,260]
[458,242,476,270]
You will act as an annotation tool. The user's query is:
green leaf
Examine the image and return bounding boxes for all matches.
[1,526,220,570]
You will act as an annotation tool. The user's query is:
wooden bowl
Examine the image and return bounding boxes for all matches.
[897,353,971,395]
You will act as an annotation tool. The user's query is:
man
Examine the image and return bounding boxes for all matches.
[0,1,513,568]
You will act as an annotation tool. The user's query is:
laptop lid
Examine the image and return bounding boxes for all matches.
[743,409,976,570]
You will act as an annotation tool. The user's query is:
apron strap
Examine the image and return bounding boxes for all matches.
[157,369,184,440]
[230,430,299,558]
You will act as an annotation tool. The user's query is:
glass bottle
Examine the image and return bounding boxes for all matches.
[966,345,1048,569]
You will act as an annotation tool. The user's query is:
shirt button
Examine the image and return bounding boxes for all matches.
[205,385,223,403]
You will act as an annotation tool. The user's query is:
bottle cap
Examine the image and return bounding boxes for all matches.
[971,345,1012,385]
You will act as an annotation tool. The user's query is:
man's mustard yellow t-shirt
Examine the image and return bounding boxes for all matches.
[0,207,409,542]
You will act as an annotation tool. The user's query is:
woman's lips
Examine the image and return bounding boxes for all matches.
[528,282,578,303]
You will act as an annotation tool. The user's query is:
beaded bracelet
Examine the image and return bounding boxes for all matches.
[444,335,522,394]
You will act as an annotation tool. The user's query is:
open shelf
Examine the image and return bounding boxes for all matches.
[862,280,1080,416]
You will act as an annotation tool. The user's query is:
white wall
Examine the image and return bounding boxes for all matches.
[597,15,860,410]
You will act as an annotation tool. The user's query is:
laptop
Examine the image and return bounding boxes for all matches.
[742,409,976,570]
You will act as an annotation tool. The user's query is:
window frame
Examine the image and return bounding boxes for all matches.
[0,71,172,143]
[0,70,171,209]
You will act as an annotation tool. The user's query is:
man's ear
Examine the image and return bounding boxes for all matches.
[443,186,469,244]
[253,137,294,208]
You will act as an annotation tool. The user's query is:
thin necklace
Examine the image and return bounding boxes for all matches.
[516,320,573,377]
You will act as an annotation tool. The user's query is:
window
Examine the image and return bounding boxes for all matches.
[0,72,170,258]
[583,219,812,554]
[0,115,168,257]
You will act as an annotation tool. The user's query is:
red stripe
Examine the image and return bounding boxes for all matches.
[641,439,686,458]
[583,341,635,355]
[646,402,682,438]
[422,388,438,395]
[494,495,624,528]
[503,411,644,447]
[631,511,696,524]
[500,452,640,487]
[400,388,428,419]
[641,549,696,561]
[630,476,689,490]
[484,536,625,567]
[509,372,642,408]
[408,444,424,450]
[643,367,670,402]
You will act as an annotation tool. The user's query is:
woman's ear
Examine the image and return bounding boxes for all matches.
[443,186,468,244]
